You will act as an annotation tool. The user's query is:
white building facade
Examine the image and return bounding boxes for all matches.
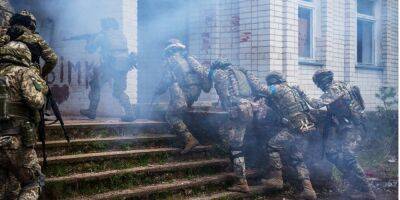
[186,0,398,110]
[4,0,397,115]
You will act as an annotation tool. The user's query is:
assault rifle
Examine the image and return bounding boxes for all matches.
[38,85,70,168]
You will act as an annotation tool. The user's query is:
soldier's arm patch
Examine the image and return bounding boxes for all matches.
[31,77,43,91]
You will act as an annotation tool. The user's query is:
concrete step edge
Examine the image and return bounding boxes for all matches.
[46,158,230,183]
[42,145,213,165]
[188,185,265,200]
[37,134,176,147]
[71,172,235,200]
[46,119,167,129]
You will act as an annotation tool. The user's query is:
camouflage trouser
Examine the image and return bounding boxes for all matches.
[165,83,200,143]
[88,67,133,113]
[165,108,195,142]
[0,135,43,200]
[219,119,248,180]
[325,123,372,192]
[266,128,312,181]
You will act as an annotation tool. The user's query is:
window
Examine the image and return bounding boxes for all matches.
[299,7,313,58]
[357,0,376,65]
[298,0,316,59]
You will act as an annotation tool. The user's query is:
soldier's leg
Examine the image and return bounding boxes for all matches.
[325,127,375,199]
[290,137,316,200]
[112,71,135,122]
[81,68,104,119]
[165,109,199,154]
[14,148,43,200]
[2,137,43,200]
[225,121,250,193]
[4,174,20,200]
[262,129,291,190]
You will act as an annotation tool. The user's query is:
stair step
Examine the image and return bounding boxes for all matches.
[189,185,265,200]
[46,119,166,129]
[47,158,230,183]
[45,119,168,140]
[38,134,176,147]
[42,145,214,165]
[71,171,257,200]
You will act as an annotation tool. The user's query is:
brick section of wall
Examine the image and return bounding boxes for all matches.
[187,0,397,110]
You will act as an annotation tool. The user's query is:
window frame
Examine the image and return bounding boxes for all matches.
[356,0,380,67]
[298,0,316,61]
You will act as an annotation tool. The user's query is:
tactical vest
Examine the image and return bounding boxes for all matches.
[0,41,34,123]
[327,81,364,120]
[266,84,315,133]
[227,68,252,99]
[170,55,201,87]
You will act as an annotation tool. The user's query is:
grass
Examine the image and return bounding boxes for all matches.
[44,165,225,199]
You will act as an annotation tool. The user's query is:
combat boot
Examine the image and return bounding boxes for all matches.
[227,178,250,193]
[261,170,283,190]
[181,133,199,154]
[80,109,96,119]
[299,179,317,200]
[121,112,136,122]
[121,104,136,122]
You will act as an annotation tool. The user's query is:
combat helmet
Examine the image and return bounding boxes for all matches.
[265,71,286,85]
[164,39,186,56]
[0,41,32,67]
[9,10,37,31]
[312,69,334,90]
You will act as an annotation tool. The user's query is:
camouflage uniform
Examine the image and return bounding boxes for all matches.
[247,71,317,199]
[209,59,257,193]
[155,40,211,154]
[81,18,136,121]
[301,69,375,200]
[7,10,58,77]
[0,41,48,200]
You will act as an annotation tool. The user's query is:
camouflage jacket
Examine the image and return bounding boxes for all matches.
[0,65,48,111]
[155,55,211,96]
[301,81,362,121]
[211,67,255,110]
[7,25,58,77]
[246,72,315,132]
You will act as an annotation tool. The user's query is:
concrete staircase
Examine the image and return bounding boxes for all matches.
[38,119,266,200]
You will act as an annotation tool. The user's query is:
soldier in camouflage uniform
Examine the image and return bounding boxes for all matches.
[80,18,137,122]
[4,10,58,78]
[246,71,317,200]
[155,39,211,154]
[298,69,376,200]
[208,58,258,193]
[0,41,48,200]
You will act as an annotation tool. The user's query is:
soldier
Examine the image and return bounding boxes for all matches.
[298,69,376,200]
[6,10,58,78]
[154,39,211,154]
[208,58,258,193]
[80,18,137,122]
[247,71,317,200]
[0,41,48,200]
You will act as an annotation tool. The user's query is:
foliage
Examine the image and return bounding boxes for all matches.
[373,86,398,154]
